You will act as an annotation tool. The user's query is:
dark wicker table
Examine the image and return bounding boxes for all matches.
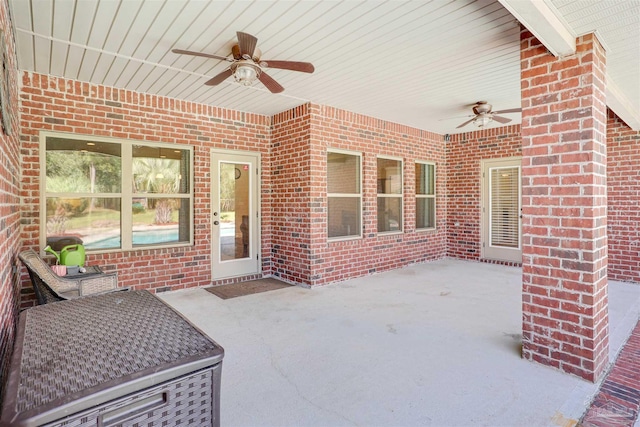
[0,290,224,427]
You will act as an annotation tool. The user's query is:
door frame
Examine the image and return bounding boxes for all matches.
[480,157,522,263]
[210,148,261,280]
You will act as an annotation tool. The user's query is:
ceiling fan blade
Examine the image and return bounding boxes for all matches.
[172,49,232,62]
[492,115,512,124]
[258,71,284,93]
[204,68,233,86]
[456,117,476,129]
[262,60,315,73]
[492,108,521,114]
[439,114,473,121]
[237,31,258,58]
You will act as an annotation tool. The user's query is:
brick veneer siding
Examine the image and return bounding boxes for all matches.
[520,31,609,381]
[19,72,272,301]
[446,126,522,260]
[270,104,313,284]
[305,104,447,286]
[607,110,640,283]
[0,1,22,400]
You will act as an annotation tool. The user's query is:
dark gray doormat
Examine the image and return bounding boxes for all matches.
[205,278,292,300]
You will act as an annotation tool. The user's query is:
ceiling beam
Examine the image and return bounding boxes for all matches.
[607,76,640,131]
[498,0,576,57]
[499,0,640,130]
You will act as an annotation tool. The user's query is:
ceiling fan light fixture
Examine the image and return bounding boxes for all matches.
[474,113,492,128]
[233,62,260,86]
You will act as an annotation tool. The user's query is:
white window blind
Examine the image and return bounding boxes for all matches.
[490,166,519,248]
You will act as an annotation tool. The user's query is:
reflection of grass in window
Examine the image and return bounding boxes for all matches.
[220,212,235,222]
[63,208,119,230]
[64,208,179,230]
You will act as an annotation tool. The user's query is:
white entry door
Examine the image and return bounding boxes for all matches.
[481,158,522,263]
[211,150,260,279]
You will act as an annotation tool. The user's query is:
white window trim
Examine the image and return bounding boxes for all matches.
[39,131,194,254]
[415,160,436,231]
[377,155,404,235]
[327,148,362,241]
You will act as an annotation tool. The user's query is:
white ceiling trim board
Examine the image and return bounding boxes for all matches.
[498,0,576,56]
[607,76,640,131]
[14,28,311,105]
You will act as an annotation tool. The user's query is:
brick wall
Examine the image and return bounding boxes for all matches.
[0,0,22,400]
[520,30,609,381]
[607,110,640,282]
[270,104,312,284]
[19,72,272,301]
[446,126,522,260]
[305,104,447,285]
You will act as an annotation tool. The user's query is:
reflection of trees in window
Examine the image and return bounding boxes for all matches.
[45,150,121,221]
[43,135,193,251]
[219,164,236,212]
[133,158,181,224]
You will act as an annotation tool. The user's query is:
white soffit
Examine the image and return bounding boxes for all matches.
[7,0,639,132]
[501,0,640,130]
[498,0,576,56]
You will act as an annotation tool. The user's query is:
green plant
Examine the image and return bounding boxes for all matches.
[46,203,67,235]
[132,202,146,214]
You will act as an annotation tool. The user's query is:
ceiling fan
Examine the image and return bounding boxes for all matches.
[172,31,315,94]
[456,101,521,129]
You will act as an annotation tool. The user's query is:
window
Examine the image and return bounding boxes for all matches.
[42,133,193,251]
[416,162,436,229]
[377,157,403,233]
[327,150,361,239]
[489,166,519,248]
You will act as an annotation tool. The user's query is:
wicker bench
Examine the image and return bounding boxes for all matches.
[18,249,124,304]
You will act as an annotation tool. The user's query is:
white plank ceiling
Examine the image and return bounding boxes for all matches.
[8,0,640,134]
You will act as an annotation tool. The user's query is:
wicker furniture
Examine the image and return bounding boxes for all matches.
[18,249,123,304]
[0,290,224,427]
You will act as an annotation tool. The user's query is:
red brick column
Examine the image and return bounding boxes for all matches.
[520,31,608,382]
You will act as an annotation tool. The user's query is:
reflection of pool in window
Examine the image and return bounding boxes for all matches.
[86,228,179,249]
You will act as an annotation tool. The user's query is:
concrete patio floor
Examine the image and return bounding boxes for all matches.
[158,259,640,427]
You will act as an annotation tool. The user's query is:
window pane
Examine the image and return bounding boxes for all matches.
[328,152,360,193]
[377,197,402,232]
[377,158,402,194]
[132,197,190,246]
[416,197,435,229]
[46,137,121,193]
[218,162,251,261]
[133,145,190,194]
[416,163,435,195]
[490,167,519,248]
[328,197,360,238]
[46,197,121,250]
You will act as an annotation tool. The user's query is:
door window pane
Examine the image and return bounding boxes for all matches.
[220,162,251,261]
[490,167,519,248]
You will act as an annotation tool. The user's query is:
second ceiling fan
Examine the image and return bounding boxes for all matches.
[456,101,521,128]
[172,31,315,94]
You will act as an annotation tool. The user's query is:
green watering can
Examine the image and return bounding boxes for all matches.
[44,244,86,267]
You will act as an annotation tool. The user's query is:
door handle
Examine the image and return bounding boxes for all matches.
[213,220,219,225]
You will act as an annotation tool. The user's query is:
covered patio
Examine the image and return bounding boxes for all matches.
[160,259,640,426]
[1,1,640,424]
